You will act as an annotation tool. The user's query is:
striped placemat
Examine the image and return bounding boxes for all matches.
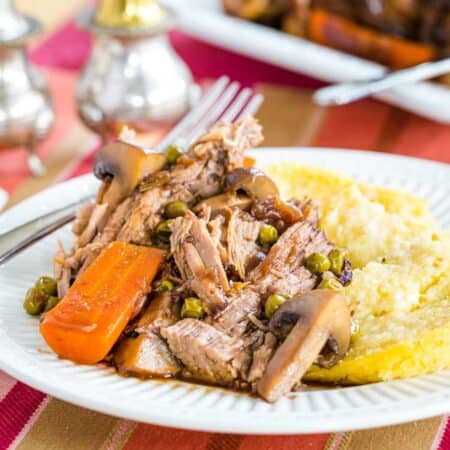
[0,2,449,449]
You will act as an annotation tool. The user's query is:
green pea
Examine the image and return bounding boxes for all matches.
[44,296,60,312]
[165,201,188,219]
[35,276,57,296]
[180,297,205,319]
[23,288,47,316]
[166,145,182,164]
[258,224,278,246]
[265,294,288,318]
[328,249,347,276]
[155,220,173,242]
[158,279,174,292]
[318,278,343,291]
[305,253,331,274]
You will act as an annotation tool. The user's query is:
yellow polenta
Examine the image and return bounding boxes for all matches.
[267,163,450,384]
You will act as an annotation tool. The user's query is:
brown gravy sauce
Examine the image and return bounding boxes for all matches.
[104,361,348,398]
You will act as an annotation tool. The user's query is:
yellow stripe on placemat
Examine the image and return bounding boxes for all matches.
[325,417,444,450]
[324,432,354,450]
[16,399,121,450]
[99,420,137,450]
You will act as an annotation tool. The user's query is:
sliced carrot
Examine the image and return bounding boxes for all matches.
[309,9,436,69]
[40,242,165,364]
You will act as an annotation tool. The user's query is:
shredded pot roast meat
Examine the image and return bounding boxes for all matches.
[52,117,353,402]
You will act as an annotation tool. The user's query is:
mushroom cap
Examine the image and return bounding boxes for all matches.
[94,141,166,208]
[269,289,351,367]
[258,290,351,402]
[250,195,303,232]
[268,301,300,340]
[225,167,280,200]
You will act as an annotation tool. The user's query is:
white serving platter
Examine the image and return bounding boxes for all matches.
[163,0,450,123]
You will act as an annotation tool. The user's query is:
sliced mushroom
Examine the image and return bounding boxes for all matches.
[193,192,252,216]
[94,141,166,209]
[225,168,279,200]
[258,290,351,402]
[251,196,303,232]
[225,168,306,231]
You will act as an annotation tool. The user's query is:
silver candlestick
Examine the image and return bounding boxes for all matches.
[76,0,197,141]
[0,0,55,176]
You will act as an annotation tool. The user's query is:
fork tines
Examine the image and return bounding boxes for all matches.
[157,76,264,151]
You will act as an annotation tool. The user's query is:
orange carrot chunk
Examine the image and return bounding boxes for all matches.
[309,9,436,69]
[40,242,165,364]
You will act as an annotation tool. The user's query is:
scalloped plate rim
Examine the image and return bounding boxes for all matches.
[0,147,449,434]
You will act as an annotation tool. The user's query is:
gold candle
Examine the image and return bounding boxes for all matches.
[95,0,165,28]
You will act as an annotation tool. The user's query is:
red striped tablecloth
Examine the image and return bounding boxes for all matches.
[0,12,449,450]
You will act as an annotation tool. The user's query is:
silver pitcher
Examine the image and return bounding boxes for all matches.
[76,0,197,141]
[0,0,54,176]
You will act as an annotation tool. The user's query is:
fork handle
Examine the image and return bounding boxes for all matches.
[314,57,450,106]
[0,202,84,265]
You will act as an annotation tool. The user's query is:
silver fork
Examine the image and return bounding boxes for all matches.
[0,77,264,265]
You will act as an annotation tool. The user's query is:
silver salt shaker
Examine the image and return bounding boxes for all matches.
[76,0,197,142]
[0,0,55,176]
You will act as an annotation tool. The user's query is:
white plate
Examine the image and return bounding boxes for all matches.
[163,0,450,124]
[0,148,449,434]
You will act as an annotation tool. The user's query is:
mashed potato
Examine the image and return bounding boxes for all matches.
[268,164,438,268]
[267,163,450,384]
